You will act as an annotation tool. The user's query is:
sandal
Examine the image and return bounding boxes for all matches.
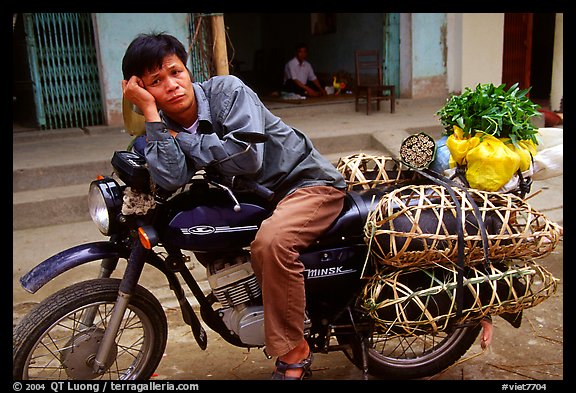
[271,351,314,380]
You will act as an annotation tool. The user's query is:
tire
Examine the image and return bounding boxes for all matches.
[13,278,168,380]
[339,322,481,380]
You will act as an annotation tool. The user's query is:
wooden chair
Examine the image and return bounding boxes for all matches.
[354,50,396,115]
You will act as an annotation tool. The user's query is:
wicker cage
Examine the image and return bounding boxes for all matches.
[361,261,558,337]
[336,153,416,191]
[364,184,563,269]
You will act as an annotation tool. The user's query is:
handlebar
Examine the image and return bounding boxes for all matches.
[204,129,274,202]
[232,176,275,201]
[205,175,274,213]
[153,187,175,204]
[153,130,274,208]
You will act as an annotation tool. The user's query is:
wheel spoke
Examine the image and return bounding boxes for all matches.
[14,279,167,380]
[20,303,151,379]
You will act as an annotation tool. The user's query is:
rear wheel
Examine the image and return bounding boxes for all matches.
[13,278,168,380]
[339,322,481,379]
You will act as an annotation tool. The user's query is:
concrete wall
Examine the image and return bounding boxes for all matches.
[447,11,563,111]
[460,13,505,89]
[93,13,189,126]
[90,12,562,127]
[445,13,462,94]
[549,13,563,112]
[311,13,383,76]
[225,13,383,94]
[411,13,448,98]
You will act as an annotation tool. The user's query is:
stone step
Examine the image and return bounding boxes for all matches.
[13,161,114,192]
[12,133,389,230]
[13,184,90,230]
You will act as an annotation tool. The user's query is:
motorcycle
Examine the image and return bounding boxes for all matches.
[13,131,541,380]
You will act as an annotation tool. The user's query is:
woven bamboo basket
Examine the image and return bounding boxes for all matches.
[361,261,558,337]
[336,153,416,191]
[364,184,563,268]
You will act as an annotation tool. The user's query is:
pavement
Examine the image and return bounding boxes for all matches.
[12,96,565,383]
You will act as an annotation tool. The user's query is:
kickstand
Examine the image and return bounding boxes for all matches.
[360,336,370,380]
[347,306,370,380]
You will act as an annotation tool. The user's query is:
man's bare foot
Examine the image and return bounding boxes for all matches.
[480,317,494,350]
[275,339,311,379]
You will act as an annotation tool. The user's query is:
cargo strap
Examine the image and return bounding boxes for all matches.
[412,167,491,319]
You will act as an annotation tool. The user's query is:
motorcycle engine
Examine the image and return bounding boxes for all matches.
[206,252,265,346]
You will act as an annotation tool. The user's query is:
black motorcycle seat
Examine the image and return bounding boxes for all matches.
[314,188,387,246]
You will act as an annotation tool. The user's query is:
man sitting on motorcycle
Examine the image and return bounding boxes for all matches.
[121,32,346,380]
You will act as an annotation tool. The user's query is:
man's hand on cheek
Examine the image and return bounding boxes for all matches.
[122,77,161,123]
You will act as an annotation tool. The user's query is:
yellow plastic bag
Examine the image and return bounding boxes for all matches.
[507,139,537,172]
[465,134,520,191]
[445,126,480,165]
[446,127,538,192]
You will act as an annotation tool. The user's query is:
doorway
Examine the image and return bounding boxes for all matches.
[502,13,557,109]
[12,13,104,131]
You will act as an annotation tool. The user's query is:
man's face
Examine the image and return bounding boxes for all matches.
[140,54,195,119]
[296,47,308,62]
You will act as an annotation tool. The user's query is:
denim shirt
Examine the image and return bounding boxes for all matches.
[143,75,345,201]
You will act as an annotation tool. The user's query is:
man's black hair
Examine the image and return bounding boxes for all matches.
[294,42,308,52]
[122,32,188,80]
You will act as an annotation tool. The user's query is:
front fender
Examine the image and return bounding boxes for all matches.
[20,241,130,294]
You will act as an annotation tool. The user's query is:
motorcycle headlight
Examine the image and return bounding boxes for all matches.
[88,178,123,235]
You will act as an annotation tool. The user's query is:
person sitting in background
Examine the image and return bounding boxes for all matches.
[283,43,326,97]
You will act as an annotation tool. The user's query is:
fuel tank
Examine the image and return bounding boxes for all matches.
[164,201,269,252]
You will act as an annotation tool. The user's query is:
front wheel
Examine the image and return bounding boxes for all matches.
[13,278,168,380]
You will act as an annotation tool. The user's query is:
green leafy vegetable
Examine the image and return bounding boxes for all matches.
[436,83,542,146]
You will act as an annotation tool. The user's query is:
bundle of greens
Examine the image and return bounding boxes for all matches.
[436,83,542,147]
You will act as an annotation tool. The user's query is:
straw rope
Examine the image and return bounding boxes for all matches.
[399,132,436,169]
[122,187,156,216]
[362,261,558,337]
[364,184,562,268]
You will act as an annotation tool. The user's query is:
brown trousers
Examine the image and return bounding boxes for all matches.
[250,185,346,357]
